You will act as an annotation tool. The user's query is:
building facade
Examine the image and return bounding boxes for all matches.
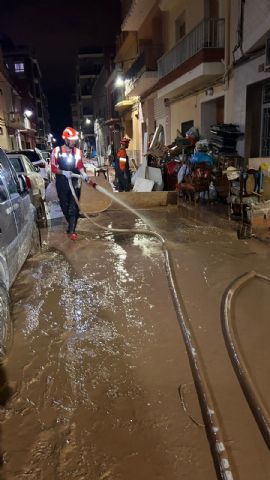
[115,0,227,163]
[75,50,104,154]
[226,0,270,159]
[3,45,50,149]
[0,47,36,151]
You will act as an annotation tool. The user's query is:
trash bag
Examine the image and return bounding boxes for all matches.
[45,181,58,202]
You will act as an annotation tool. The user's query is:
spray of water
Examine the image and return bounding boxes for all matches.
[96,185,156,232]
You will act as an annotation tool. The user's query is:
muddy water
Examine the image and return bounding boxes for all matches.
[0,212,216,480]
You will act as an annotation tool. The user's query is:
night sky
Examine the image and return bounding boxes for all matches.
[0,0,121,138]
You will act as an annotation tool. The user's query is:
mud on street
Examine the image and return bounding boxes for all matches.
[0,207,270,480]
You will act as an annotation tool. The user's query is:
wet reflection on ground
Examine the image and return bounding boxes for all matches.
[0,205,269,479]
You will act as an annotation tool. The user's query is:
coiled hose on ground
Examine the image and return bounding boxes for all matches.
[222,271,270,448]
[68,177,235,480]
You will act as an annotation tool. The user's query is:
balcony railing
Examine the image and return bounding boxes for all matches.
[126,45,163,81]
[158,18,225,78]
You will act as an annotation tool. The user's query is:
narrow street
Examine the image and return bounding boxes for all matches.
[0,207,269,479]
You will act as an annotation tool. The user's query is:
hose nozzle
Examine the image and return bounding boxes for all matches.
[87,179,97,189]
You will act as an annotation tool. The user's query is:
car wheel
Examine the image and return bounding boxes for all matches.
[36,198,48,228]
[0,283,12,357]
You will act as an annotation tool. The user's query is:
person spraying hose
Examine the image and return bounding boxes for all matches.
[50,127,95,240]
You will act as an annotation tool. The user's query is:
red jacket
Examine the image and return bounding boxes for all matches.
[51,145,84,174]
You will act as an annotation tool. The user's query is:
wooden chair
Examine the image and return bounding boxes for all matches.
[178,162,212,203]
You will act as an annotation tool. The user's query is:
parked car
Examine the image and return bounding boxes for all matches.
[40,150,52,181]
[6,153,46,200]
[0,148,40,355]
[6,153,47,227]
[7,148,50,186]
[40,150,51,163]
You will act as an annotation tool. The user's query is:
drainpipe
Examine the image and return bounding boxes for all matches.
[224,0,231,90]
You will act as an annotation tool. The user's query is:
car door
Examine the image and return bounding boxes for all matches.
[0,150,34,280]
[0,158,19,287]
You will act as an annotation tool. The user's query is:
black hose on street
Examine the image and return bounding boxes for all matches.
[221,271,270,448]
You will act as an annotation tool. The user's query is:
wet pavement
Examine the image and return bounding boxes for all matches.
[0,205,270,479]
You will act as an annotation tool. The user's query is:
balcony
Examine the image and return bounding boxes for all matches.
[125,45,163,96]
[8,112,25,129]
[121,0,156,31]
[158,18,225,79]
[115,98,137,112]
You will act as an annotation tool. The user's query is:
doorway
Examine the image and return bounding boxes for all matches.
[201,96,224,139]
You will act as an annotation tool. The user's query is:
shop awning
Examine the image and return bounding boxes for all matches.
[114,98,136,112]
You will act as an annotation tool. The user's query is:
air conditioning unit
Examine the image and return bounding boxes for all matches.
[265,37,270,71]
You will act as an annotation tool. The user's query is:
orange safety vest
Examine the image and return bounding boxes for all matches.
[117,148,127,171]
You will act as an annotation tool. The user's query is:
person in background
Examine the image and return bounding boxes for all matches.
[50,127,91,241]
[115,137,131,192]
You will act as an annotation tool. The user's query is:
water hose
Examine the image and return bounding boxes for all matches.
[221,271,270,448]
[68,175,235,480]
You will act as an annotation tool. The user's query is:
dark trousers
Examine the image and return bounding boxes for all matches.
[114,159,131,192]
[56,175,81,234]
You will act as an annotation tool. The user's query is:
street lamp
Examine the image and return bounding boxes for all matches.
[24,109,33,118]
[115,75,124,88]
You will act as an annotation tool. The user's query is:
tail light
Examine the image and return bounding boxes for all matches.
[25,176,32,189]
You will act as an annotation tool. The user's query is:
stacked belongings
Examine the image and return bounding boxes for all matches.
[210,123,242,154]
[177,139,214,201]
[164,132,196,190]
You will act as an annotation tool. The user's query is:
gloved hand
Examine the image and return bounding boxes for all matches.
[88,179,97,188]
[61,170,72,179]
[80,171,89,183]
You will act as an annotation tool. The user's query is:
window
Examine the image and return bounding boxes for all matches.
[9,157,24,173]
[14,62,24,73]
[0,151,19,195]
[0,177,8,203]
[175,12,186,42]
[181,120,194,137]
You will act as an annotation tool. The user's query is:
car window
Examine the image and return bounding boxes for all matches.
[0,177,9,203]
[0,151,19,195]
[9,157,24,173]
[20,151,40,163]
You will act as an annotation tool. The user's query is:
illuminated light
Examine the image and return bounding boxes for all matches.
[85,118,91,125]
[115,75,124,88]
[24,109,33,118]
